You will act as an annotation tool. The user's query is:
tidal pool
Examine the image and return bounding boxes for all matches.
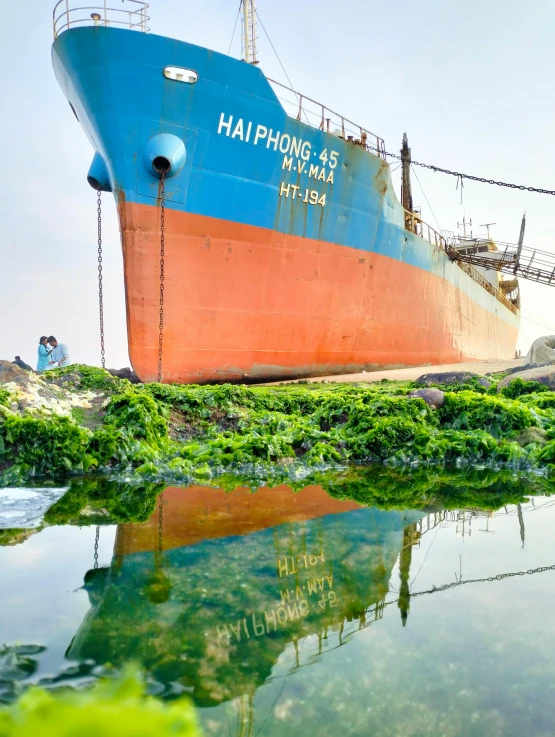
[1,479,555,736]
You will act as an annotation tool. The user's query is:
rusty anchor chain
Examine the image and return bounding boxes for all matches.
[97,191,106,369]
[157,173,166,383]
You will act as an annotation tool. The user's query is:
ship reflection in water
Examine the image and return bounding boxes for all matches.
[3,481,555,736]
[68,485,423,706]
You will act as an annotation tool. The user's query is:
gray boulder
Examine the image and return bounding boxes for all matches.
[525,335,555,364]
[408,388,445,409]
[108,367,140,384]
[487,362,550,378]
[0,360,32,386]
[497,366,555,392]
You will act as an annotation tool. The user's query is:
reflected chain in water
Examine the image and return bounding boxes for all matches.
[93,526,100,570]
[410,563,555,599]
[158,494,163,556]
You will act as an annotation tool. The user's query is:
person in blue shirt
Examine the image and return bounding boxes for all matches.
[47,336,71,368]
[36,336,52,372]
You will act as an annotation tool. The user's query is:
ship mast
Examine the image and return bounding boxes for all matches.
[241,0,258,65]
[401,133,413,214]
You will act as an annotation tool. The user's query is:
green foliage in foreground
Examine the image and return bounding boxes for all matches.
[500,378,550,400]
[2,416,93,476]
[4,367,555,485]
[0,389,11,408]
[0,667,201,737]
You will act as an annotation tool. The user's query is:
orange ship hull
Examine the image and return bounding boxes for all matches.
[121,202,519,384]
[114,483,362,557]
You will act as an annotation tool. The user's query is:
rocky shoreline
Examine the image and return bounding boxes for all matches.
[2,360,555,488]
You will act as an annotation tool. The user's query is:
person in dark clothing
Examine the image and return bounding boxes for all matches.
[13,356,33,371]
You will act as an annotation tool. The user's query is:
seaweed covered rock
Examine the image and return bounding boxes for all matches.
[497,366,555,393]
[439,391,534,438]
[408,388,445,409]
[4,370,555,486]
[415,371,490,390]
[515,427,548,447]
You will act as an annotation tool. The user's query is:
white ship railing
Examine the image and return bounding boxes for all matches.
[53,1,150,39]
[405,212,517,314]
[268,78,387,160]
[405,211,447,250]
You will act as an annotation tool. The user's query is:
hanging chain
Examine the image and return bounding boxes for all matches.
[157,174,166,383]
[97,191,106,369]
[410,562,555,599]
[366,144,555,196]
[94,526,100,569]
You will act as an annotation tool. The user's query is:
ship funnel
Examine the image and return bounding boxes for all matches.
[144,134,186,179]
[87,152,112,192]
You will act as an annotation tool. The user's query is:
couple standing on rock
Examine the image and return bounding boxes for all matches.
[37,336,71,372]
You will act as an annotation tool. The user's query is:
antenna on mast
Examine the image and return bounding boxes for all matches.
[241,0,258,65]
[480,222,496,240]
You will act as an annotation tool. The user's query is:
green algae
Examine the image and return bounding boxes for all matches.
[500,378,551,399]
[0,666,200,737]
[0,389,10,408]
[44,364,123,393]
[4,367,555,486]
[43,478,166,527]
[2,415,93,476]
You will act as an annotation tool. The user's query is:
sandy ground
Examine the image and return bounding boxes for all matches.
[265,359,525,385]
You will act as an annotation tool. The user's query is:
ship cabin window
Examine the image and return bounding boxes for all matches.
[163,66,198,84]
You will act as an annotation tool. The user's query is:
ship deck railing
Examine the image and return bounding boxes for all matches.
[267,78,387,160]
[53,0,150,38]
[405,213,518,315]
[268,79,516,312]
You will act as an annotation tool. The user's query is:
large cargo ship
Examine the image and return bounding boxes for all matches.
[51,1,520,383]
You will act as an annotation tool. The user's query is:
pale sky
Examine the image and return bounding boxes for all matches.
[2,0,555,371]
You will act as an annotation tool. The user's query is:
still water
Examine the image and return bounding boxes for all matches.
[1,481,555,736]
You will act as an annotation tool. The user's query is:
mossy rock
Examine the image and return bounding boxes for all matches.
[415,371,480,387]
[515,427,548,447]
[498,367,555,393]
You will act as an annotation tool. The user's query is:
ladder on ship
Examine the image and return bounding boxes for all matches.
[447,241,555,287]
[399,141,555,290]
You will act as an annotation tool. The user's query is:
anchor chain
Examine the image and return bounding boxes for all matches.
[97,191,106,369]
[157,174,166,383]
[94,526,100,569]
[366,144,555,196]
